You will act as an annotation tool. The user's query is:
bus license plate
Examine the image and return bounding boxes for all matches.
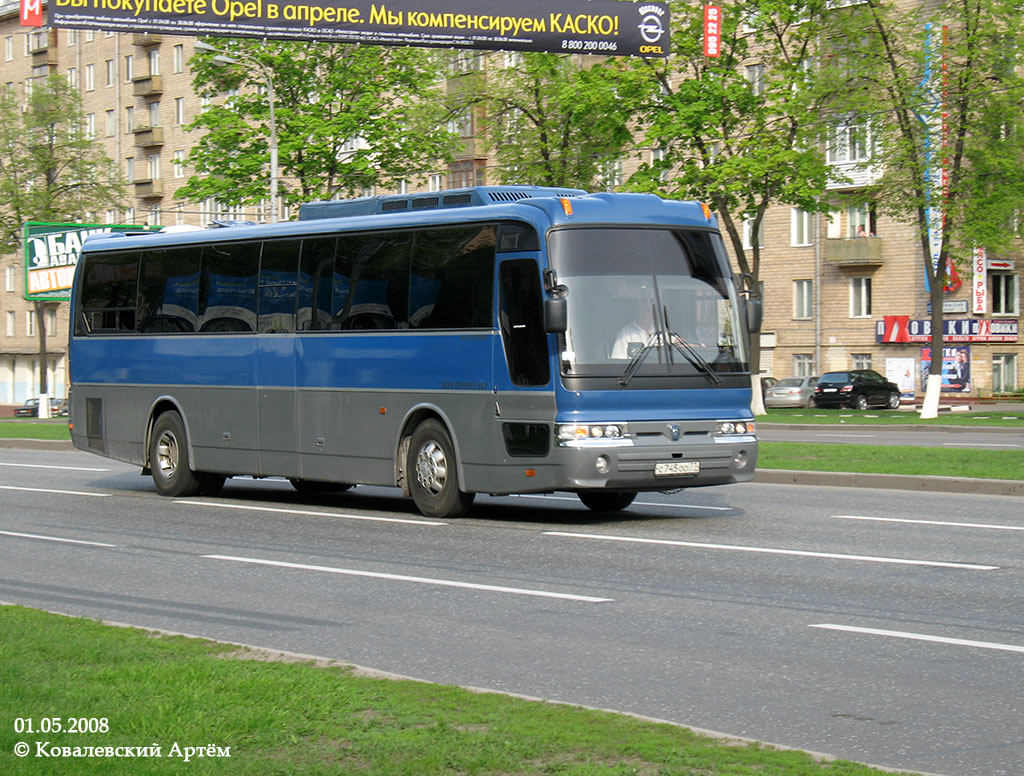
[655,461,699,476]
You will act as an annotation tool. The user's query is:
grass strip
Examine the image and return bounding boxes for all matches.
[760,442,1024,480]
[762,409,1024,427]
[0,421,70,440]
[0,605,903,776]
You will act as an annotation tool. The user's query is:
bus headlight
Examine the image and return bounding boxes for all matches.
[556,424,631,447]
[716,420,755,437]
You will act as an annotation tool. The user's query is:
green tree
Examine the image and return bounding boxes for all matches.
[0,74,124,400]
[626,1,837,411]
[470,52,645,189]
[819,0,1024,416]
[178,39,456,213]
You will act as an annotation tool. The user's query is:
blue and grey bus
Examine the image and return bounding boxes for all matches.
[68,186,760,518]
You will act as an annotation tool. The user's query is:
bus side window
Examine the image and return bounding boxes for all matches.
[137,247,200,333]
[335,233,410,330]
[198,243,258,333]
[78,251,141,334]
[410,225,495,329]
[498,259,550,386]
[297,236,338,331]
[258,239,300,334]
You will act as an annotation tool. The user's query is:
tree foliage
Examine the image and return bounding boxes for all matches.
[0,74,124,251]
[470,53,645,190]
[178,39,456,211]
[818,0,1024,399]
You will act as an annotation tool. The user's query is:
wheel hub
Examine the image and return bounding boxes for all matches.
[415,441,447,495]
[156,431,179,478]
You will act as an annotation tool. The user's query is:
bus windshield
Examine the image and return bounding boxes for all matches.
[548,227,748,379]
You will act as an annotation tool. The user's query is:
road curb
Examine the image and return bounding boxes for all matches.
[0,438,75,450]
[756,468,1024,497]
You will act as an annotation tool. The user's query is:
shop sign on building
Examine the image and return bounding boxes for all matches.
[877,316,1018,343]
[23,222,156,301]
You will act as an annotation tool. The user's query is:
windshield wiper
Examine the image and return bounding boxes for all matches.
[618,303,666,387]
[663,307,722,385]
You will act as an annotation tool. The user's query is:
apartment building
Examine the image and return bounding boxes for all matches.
[0,6,1019,403]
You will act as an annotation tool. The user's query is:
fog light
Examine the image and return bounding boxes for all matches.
[595,455,610,474]
[734,450,748,468]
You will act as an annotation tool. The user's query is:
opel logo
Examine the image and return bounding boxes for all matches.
[638,14,665,43]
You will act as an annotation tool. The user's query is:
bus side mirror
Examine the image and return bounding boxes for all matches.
[745,298,763,334]
[544,297,567,333]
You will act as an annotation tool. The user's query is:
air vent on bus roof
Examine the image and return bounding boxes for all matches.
[297,185,588,220]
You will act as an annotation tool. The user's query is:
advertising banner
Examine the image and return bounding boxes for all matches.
[703,5,720,58]
[48,0,671,57]
[24,222,157,301]
[920,346,971,393]
[885,357,917,398]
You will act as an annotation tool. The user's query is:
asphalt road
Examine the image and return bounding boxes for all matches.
[1,448,1022,776]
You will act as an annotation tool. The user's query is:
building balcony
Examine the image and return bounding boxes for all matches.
[824,236,884,267]
[28,29,57,54]
[133,126,164,147]
[132,75,163,97]
[825,161,881,191]
[132,33,162,46]
[134,178,163,198]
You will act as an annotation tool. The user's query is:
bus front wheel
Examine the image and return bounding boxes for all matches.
[407,420,474,518]
[577,490,637,512]
[150,411,216,498]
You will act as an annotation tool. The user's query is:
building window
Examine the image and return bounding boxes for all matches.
[6,310,14,336]
[4,36,12,62]
[105,59,115,86]
[124,54,133,82]
[26,310,36,337]
[792,208,813,246]
[828,121,870,163]
[851,353,872,370]
[126,207,135,224]
[174,97,185,126]
[428,173,443,192]
[125,105,134,133]
[125,156,135,181]
[793,354,814,377]
[743,217,765,250]
[84,63,95,91]
[148,101,160,127]
[106,209,117,224]
[105,109,116,136]
[993,354,1018,393]
[447,108,473,137]
[850,276,872,317]
[991,273,1019,315]
[794,279,813,320]
[65,67,77,87]
[448,159,485,189]
[148,49,160,75]
[148,153,160,180]
[149,206,161,226]
[745,64,765,96]
[85,30,95,42]
[46,309,56,336]
[5,266,13,291]
[173,44,184,73]
[67,30,76,45]
[847,203,874,237]
[173,149,186,178]
[85,113,96,139]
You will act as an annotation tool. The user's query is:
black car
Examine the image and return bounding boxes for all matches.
[812,370,902,410]
[12,397,65,418]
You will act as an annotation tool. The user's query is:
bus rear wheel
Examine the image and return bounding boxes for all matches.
[150,411,210,498]
[577,490,637,512]
[407,420,474,518]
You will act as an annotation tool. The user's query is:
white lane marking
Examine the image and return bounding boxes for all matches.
[0,529,116,547]
[810,624,1024,654]
[203,554,613,602]
[835,515,1024,532]
[942,442,1022,448]
[0,485,110,498]
[508,494,732,511]
[176,500,446,526]
[544,531,998,570]
[0,462,111,472]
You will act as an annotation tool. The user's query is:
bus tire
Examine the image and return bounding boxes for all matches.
[577,490,637,512]
[149,411,204,497]
[288,479,352,494]
[407,419,474,518]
